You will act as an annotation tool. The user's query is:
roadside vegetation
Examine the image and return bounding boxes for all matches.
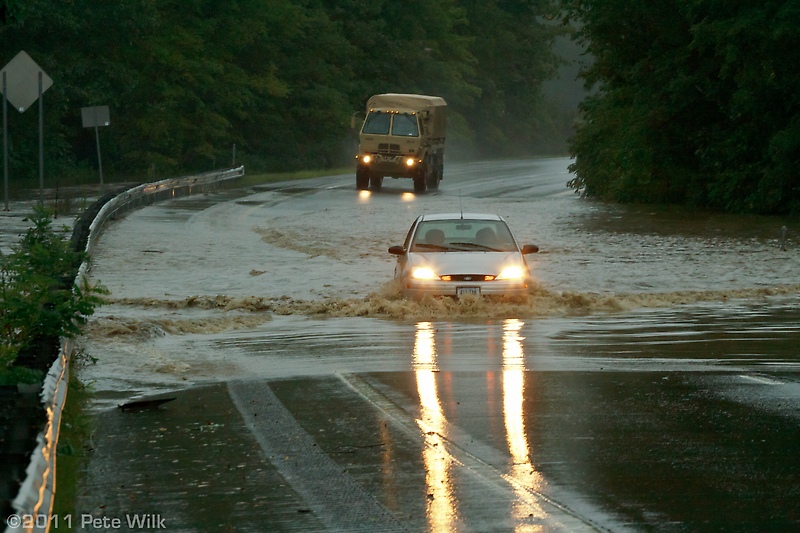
[562,1,800,214]
[0,207,106,384]
[4,1,798,216]
[1,1,568,185]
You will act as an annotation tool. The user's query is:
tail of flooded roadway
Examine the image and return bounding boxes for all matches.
[72,158,800,531]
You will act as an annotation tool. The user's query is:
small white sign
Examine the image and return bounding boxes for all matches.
[81,105,110,128]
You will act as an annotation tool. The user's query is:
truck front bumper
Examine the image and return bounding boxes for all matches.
[358,154,420,178]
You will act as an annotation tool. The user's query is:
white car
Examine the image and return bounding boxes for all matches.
[388,213,539,299]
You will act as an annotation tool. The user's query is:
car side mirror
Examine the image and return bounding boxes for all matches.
[388,245,406,255]
[521,244,539,254]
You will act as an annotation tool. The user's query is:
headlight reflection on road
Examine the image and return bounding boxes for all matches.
[411,320,547,530]
[413,322,457,531]
[502,319,547,526]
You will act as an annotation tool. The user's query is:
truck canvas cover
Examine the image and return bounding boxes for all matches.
[367,93,446,111]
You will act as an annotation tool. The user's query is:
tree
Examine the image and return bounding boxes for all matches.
[1,0,569,180]
[563,0,800,214]
[320,0,481,156]
[461,0,565,157]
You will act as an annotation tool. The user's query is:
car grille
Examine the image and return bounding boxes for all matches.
[441,274,494,282]
[377,143,402,155]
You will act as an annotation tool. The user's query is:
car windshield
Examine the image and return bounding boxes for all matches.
[410,219,518,252]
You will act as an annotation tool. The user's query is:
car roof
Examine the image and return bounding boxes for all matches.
[418,213,505,222]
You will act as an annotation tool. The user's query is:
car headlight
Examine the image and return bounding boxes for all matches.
[497,265,525,280]
[411,266,436,280]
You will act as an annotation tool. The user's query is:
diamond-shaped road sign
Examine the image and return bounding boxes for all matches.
[1,50,53,112]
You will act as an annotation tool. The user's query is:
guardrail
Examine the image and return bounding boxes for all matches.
[5,166,244,533]
[84,166,245,256]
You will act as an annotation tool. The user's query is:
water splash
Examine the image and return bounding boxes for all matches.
[91,282,800,332]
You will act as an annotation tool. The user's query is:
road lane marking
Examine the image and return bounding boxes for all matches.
[227,380,406,532]
[338,372,613,532]
[738,374,783,385]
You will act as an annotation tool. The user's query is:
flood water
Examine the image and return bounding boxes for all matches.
[77,157,800,394]
[71,158,800,531]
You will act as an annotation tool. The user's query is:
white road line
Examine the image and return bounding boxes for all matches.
[739,374,783,385]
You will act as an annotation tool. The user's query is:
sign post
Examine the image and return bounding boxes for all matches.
[39,72,43,205]
[0,51,53,208]
[3,72,7,211]
[81,105,110,188]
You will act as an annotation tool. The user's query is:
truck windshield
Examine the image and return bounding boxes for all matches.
[362,111,419,137]
[362,112,390,135]
[391,113,419,137]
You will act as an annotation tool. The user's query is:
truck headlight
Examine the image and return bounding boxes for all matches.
[405,158,416,167]
[362,155,372,164]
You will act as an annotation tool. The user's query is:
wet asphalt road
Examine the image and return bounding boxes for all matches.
[77,312,800,532]
[71,159,800,532]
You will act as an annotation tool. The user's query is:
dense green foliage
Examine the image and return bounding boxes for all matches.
[0,207,105,373]
[563,1,800,214]
[0,0,566,182]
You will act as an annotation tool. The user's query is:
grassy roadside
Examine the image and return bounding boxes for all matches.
[51,357,95,531]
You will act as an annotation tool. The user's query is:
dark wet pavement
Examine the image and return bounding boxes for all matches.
[80,383,324,532]
[75,305,800,531]
[76,364,800,532]
[74,302,800,530]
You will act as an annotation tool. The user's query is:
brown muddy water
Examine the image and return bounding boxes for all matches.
[68,158,800,531]
[76,157,799,394]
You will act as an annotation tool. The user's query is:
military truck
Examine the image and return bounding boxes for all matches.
[355,93,446,193]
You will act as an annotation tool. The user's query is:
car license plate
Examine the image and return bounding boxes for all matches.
[457,287,481,297]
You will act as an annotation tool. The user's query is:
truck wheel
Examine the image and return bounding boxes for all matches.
[356,167,369,190]
[370,174,383,191]
[423,160,439,191]
[413,174,427,194]
[426,165,440,191]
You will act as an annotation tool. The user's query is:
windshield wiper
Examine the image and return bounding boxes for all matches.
[449,242,501,252]
[413,243,452,251]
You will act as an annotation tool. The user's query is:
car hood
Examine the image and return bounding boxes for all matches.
[408,251,526,275]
